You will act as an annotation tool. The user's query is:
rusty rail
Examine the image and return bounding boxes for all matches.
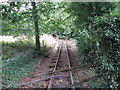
[47,43,62,89]
[47,42,75,89]
[64,42,75,90]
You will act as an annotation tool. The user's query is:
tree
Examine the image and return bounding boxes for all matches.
[66,2,120,88]
[31,2,40,50]
[67,2,115,27]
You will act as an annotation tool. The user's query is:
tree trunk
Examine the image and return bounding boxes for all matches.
[32,2,40,50]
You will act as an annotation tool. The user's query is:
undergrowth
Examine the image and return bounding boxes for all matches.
[2,49,40,88]
[77,13,120,88]
[1,36,51,88]
[1,38,35,60]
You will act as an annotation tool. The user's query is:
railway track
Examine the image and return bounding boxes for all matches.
[47,41,74,89]
[18,41,76,88]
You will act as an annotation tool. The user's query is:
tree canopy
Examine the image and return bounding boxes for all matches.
[1,1,120,88]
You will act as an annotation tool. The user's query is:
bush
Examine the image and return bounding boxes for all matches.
[77,13,120,88]
[91,13,120,88]
[76,29,97,64]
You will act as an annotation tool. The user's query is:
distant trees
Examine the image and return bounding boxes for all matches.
[1,2,41,50]
[1,2,71,49]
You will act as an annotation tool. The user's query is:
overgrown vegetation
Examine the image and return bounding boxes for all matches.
[1,38,35,59]
[1,1,120,88]
[92,13,120,88]
[2,49,40,88]
[1,36,50,88]
[67,2,120,88]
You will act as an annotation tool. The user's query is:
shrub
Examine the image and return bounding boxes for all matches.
[91,13,120,88]
[77,13,120,88]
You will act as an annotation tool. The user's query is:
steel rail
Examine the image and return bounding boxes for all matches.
[47,42,75,89]
[47,43,62,90]
[64,42,75,90]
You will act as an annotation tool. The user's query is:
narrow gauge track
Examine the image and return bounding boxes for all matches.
[17,41,75,88]
[47,41,74,89]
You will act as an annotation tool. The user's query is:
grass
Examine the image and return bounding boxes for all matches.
[1,37,36,88]
[1,36,51,88]
[1,38,35,60]
[1,38,51,60]
[2,49,40,88]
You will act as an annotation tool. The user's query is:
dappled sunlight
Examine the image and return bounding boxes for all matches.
[0,34,58,48]
[0,35,34,42]
[1,2,119,88]
[0,35,17,42]
[40,34,59,47]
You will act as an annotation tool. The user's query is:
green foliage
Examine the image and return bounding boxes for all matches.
[1,2,71,37]
[67,2,115,27]
[89,78,108,88]
[92,13,120,88]
[1,38,35,59]
[2,49,39,88]
[76,30,97,64]
[77,13,120,88]
[2,2,34,36]
[67,2,119,88]
[1,2,119,88]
